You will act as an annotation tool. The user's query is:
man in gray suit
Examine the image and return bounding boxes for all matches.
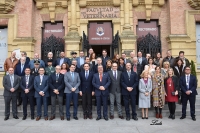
[108,63,124,119]
[3,67,20,120]
[122,53,131,64]
[64,64,80,121]
[76,50,85,68]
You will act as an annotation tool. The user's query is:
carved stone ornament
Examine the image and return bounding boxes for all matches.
[187,0,200,10]
[0,0,17,14]
[34,0,67,23]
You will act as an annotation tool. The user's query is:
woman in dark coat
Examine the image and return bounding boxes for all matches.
[173,58,185,79]
[118,57,126,72]
[164,68,179,119]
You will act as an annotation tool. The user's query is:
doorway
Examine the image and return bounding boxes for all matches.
[91,45,110,57]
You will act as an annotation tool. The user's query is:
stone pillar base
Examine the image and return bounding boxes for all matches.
[64,31,81,57]
[120,30,137,56]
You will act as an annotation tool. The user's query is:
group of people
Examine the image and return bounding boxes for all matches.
[2,48,197,122]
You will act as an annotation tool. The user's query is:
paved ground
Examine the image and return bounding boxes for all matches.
[0,115,199,133]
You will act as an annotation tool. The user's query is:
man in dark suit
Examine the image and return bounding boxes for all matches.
[79,63,94,119]
[31,60,40,77]
[121,63,139,121]
[21,51,30,65]
[34,67,49,121]
[175,51,190,67]
[108,62,124,119]
[20,68,35,120]
[71,59,81,73]
[64,64,81,121]
[49,65,65,120]
[80,56,93,72]
[56,52,71,66]
[94,57,106,73]
[29,53,45,69]
[76,51,85,68]
[180,66,197,121]
[122,53,131,64]
[101,49,110,68]
[162,50,175,68]
[44,52,56,67]
[3,67,20,120]
[137,51,147,71]
[92,65,111,121]
[14,57,30,106]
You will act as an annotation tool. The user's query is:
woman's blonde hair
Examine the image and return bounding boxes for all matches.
[140,70,149,78]
[163,61,170,68]
[165,68,174,78]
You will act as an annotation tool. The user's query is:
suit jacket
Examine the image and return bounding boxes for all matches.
[34,75,49,97]
[49,73,65,96]
[3,74,20,96]
[29,59,45,69]
[20,75,35,97]
[79,71,94,93]
[56,57,71,66]
[14,62,30,77]
[94,64,106,73]
[118,64,126,72]
[108,70,122,94]
[164,76,179,94]
[64,71,80,93]
[101,56,110,68]
[162,56,175,68]
[80,63,93,72]
[45,66,55,76]
[124,58,131,64]
[138,57,147,70]
[121,71,139,95]
[180,74,197,96]
[173,65,185,79]
[76,57,85,68]
[18,57,30,65]
[132,63,143,79]
[92,72,111,96]
[138,78,152,99]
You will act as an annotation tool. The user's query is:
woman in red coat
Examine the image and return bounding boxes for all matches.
[164,68,179,119]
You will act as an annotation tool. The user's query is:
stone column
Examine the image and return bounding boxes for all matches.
[64,0,81,57]
[120,0,137,57]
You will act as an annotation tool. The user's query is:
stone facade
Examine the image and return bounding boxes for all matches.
[0,0,200,88]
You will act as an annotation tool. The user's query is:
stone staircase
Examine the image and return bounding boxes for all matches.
[0,90,200,118]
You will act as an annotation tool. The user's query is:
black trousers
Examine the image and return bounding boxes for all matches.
[22,95,35,117]
[168,102,176,115]
[182,94,196,117]
[82,92,92,115]
[4,96,17,117]
[123,94,137,117]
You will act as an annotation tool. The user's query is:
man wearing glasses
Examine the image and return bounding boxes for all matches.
[180,66,197,121]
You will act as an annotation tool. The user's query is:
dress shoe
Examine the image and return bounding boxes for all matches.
[84,115,87,119]
[126,117,130,121]
[119,116,124,119]
[142,117,145,119]
[4,116,9,121]
[36,116,41,121]
[73,116,78,120]
[13,116,19,119]
[67,117,70,121]
[96,117,101,121]
[110,115,114,119]
[156,113,159,118]
[31,116,34,120]
[88,115,93,119]
[132,116,138,121]
[22,116,27,120]
[49,116,55,120]
[192,117,196,121]
[159,114,162,119]
[146,117,148,119]
[104,117,108,121]
[172,114,175,120]
[60,116,64,120]
[180,116,186,119]
[17,103,22,106]
[44,117,48,121]
[168,114,172,119]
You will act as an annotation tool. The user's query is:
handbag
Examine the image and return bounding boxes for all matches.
[171,91,176,96]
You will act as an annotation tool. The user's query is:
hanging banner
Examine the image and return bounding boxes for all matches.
[0,28,8,71]
[196,24,200,70]
[43,22,65,38]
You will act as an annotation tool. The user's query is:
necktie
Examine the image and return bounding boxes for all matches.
[10,75,14,88]
[21,64,24,73]
[86,71,88,79]
[71,72,74,81]
[128,71,131,79]
[100,73,102,82]
[114,71,117,80]
[133,65,137,73]
[40,75,43,85]
[26,75,29,88]
[187,75,189,89]
[56,74,59,81]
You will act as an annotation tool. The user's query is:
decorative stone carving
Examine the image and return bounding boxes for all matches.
[187,0,200,10]
[0,0,17,14]
[79,0,120,7]
[132,0,165,21]
[34,0,67,23]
